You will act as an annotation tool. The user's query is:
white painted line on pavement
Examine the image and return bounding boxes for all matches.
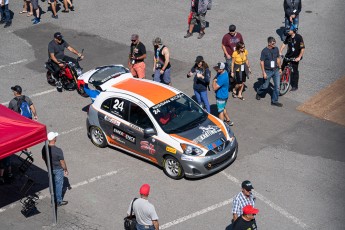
[1,89,56,106]
[0,59,28,69]
[0,170,119,214]
[60,126,83,135]
[221,171,309,229]
[160,199,233,229]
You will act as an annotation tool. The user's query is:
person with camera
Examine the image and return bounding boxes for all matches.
[153,37,171,85]
[128,34,147,79]
[48,32,84,77]
[187,56,211,113]
[284,0,302,35]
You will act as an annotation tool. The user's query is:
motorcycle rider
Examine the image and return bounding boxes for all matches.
[48,32,84,79]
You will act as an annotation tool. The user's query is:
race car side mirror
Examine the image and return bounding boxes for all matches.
[144,128,157,137]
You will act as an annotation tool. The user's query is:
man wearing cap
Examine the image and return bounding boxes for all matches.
[127,184,159,230]
[256,36,283,107]
[153,37,171,85]
[232,205,259,230]
[42,132,69,206]
[280,24,305,91]
[221,25,244,75]
[48,32,84,78]
[9,85,38,120]
[128,34,147,79]
[232,180,256,222]
[212,62,233,126]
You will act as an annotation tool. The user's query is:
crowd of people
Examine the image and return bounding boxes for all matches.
[0,0,75,27]
[1,0,306,229]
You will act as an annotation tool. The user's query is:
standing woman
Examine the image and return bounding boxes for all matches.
[231,42,251,100]
[20,0,33,16]
[187,56,211,113]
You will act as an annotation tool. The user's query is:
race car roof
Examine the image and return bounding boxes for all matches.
[106,78,181,107]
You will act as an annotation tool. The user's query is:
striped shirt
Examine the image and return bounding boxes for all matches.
[232,192,255,217]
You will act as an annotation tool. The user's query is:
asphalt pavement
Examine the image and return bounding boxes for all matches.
[1,0,345,229]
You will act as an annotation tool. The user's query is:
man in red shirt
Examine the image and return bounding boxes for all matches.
[221,24,244,75]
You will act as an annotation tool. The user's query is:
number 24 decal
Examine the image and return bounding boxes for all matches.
[113,99,124,111]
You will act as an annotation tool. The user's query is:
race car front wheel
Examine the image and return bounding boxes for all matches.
[163,156,184,180]
[90,126,107,148]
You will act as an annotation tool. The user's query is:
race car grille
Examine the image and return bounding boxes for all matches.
[204,146,235,170]
[205,140,230,156]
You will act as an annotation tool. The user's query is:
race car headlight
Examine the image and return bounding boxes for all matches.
[180,144,203,156]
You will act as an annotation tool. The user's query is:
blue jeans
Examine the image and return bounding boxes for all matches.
[257,69,280,103]
[154,68,171,84]
[136,223,154,230]
[194,90,210,113]
[0,4,10,22]
[53,169,64,204]
[285,16,299,32]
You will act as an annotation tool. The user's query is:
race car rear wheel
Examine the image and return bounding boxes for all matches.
[163,156,184,180]
[90,126,107,148]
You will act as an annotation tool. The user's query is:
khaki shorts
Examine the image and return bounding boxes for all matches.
[129,61,146,79]
[190,12,206,29]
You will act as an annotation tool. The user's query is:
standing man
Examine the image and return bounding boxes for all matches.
[0,0,11,28]
[9,85,38,120]
[42,132,69,206]
[212,62,233,126]
[184,0,212,39]
[222,24,244,75]
[280,24,305,91]
[256,37,283,107]
[48,0,58,19]
[232,180,256,222]
[232,205,259,230]
[284,0,302,34]
[31,0,41,24]
[127,184,159,230]
[153,37,171,85]
[128,34,147,79]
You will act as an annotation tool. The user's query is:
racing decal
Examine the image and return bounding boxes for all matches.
[113,99,124,111]
[111,134,126,144]
[151,93,183,110]
[170,134,205,149]
[166,146,177,154]
[104,115,121,126]
[181,156,194,161]
[140,141,156,155]
[113,127,136,144]
[129,124,144,132]
[207,114,227,136]
[193,125,222,143]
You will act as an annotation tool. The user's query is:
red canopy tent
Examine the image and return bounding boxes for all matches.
[0,104,47,159]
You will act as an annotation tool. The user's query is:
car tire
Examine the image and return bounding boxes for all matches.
[90,126,107,148]
[163,156,184,180]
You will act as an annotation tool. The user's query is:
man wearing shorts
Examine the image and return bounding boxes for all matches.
[153,37,171,85]
[30,0,40,24]
[48,0,58,19]
[184,0,212,39]
[212,62,233,126]
[128,34,146,79]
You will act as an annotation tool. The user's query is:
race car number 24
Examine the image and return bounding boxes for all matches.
[113,99,124,111]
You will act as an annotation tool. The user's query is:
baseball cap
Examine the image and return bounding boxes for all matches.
[213,62,225,70]
[242,180,254,191]
[243,205,259,215]
[229,24,236,32]
[139,184,150,196]
[153,37,162,45]
[11,85,22,94]
[131,34,139,40]
[195,56,204,63]
[54,32,63,39]
[47,132,59,141]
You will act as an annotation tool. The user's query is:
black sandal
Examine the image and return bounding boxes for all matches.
[62,9,69,13]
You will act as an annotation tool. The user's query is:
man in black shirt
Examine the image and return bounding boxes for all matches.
[284,0,302,34]
[280,24,305,91]
[153,37,171,85]
[47,32,84,77]
[256,37,283,107]
[128,34,147,79]
[232,205,259,230]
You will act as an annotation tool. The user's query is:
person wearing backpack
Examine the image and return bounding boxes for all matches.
[8,85,38,120]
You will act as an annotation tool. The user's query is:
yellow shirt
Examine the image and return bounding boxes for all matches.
[232,49,248,72]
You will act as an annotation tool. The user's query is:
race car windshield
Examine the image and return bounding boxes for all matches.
[89,66,129,86]
[150,93,208,134]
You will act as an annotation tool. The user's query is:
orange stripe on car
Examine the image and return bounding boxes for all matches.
[208,114,227,136]
[170,134,205,149]
[112,78,176,104]
[106,135,158,164]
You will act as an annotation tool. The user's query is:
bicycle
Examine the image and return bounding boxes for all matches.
[279,56,295,96]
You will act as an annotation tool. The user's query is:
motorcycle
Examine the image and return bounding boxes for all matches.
[45,51,86,96]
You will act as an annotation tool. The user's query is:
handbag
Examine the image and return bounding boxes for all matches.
[124,198,138,230]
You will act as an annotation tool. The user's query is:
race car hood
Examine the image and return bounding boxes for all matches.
[171,117,227,150]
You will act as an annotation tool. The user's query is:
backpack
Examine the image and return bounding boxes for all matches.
[16,96,32,119]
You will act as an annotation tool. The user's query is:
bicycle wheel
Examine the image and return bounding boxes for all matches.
[279,68,291,96]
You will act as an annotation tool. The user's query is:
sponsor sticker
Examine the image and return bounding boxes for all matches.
[151,93,183,110]
[140,141,156,155]
[104,115,121,126]
[166,146,177,154]
[111,134,126,144]
[193,125,222,143]
[129,124,144,132]
[113,127,136,143]
[181,156,194,161]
